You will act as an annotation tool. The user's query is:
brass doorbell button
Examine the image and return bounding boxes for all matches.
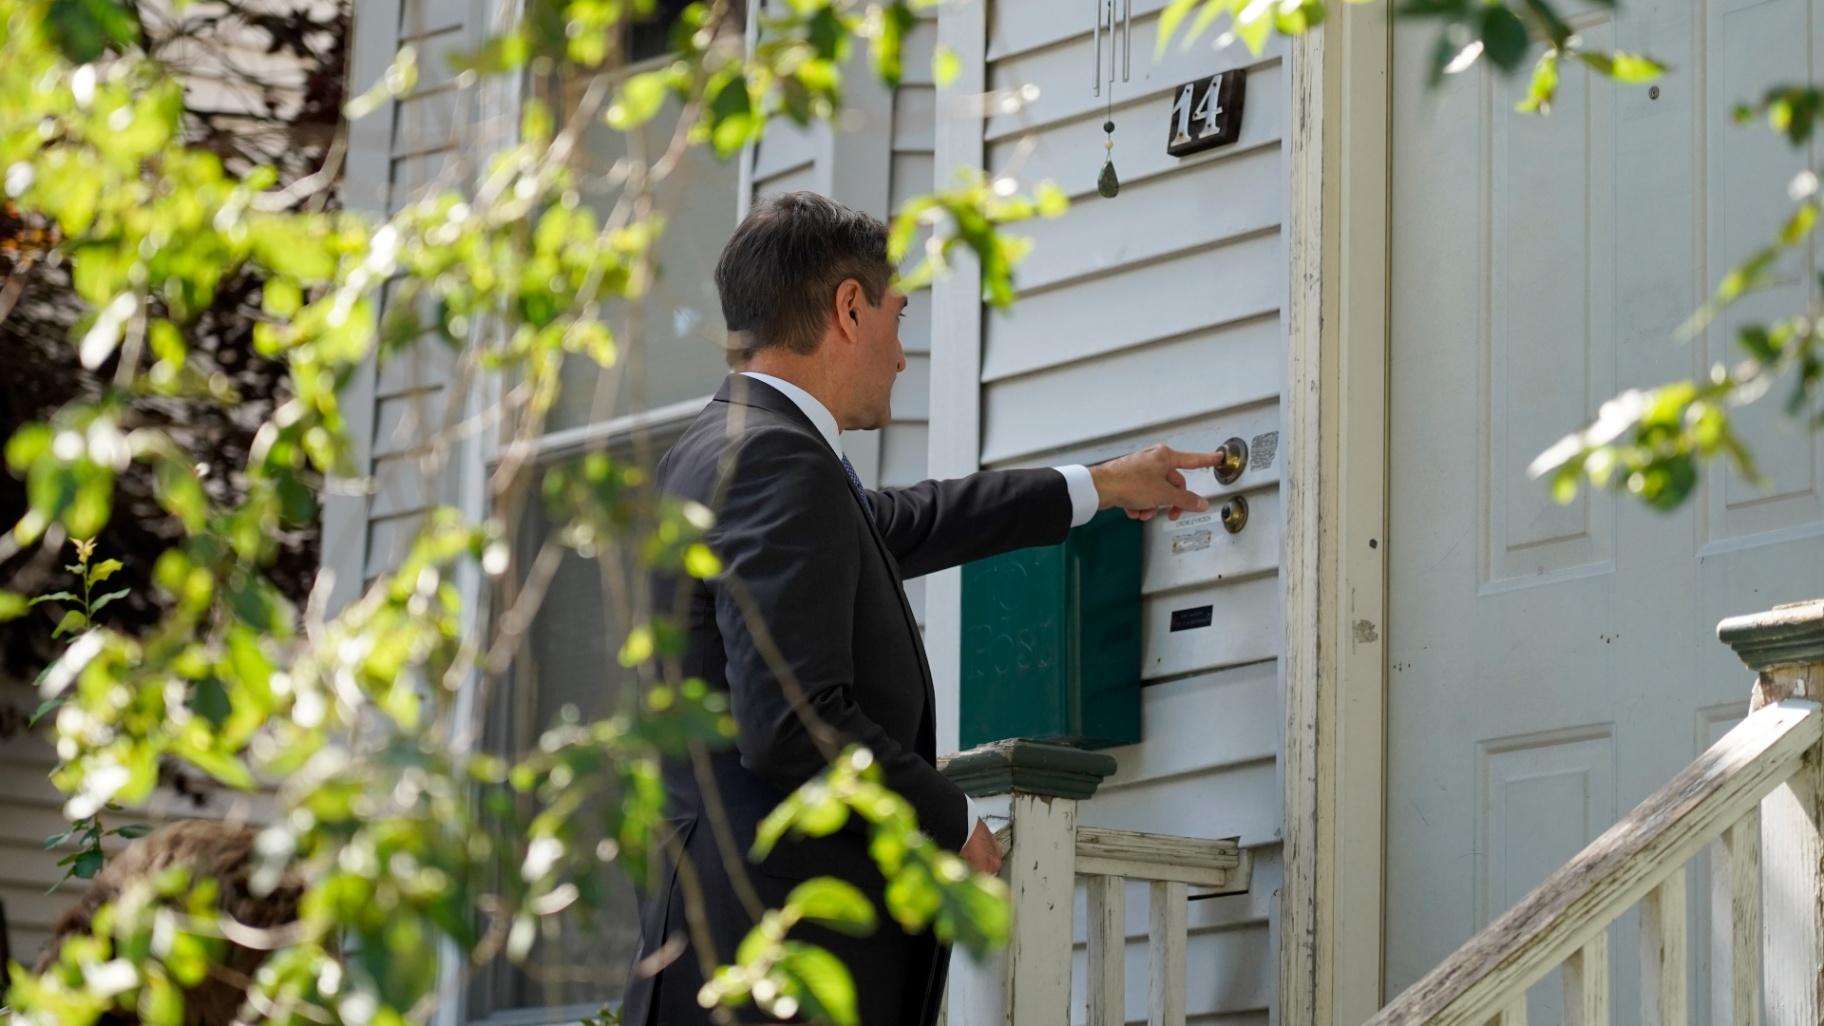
[1214,437,1247,485]
[1220,494,1249,534]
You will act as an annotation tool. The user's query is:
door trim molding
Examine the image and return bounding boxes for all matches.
[1281,5,1391,1026]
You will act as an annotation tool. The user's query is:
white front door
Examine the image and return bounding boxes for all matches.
[1386,0,1824,1020]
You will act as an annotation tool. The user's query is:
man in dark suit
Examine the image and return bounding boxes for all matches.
[621,192,1224,1026]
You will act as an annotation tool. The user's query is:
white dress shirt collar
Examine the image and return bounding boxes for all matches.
[738,371,842,455]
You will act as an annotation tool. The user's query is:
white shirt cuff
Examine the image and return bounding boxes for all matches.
[965,794,981,832]
[1055,464,1100,528]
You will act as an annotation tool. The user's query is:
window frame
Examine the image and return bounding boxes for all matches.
[450,8,759,1019]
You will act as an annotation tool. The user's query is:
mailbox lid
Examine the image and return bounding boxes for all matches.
[959,509,1142,749]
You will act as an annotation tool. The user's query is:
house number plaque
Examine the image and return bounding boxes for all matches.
[1166,69,1246,157]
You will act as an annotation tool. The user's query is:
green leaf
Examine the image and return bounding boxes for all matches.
[89,588,129,617]
[869,1,917,87]
[1517,49,1559,114]
[0,591,26,621]
[155,457,209,533]
[141,972,184,1026]
[932,43,961,88]
[263,280,303,319]
[1607,52,1667,83]
[87,558,122,585]
[606,71,670,130]
[30,694,65,728]
[451,28,530,75]
[1780,201,1818,245]
[1479,5,1530,73]
[776,942,859,1026]
[52,609,88,638]
[71,846,104,880]
[1156,0,1203,56]
[47,0,138,63]
[28,591,79,607]
[112,823,151,839]
[786,878,878,936]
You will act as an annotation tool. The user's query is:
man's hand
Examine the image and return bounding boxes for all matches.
[1089,444,1223,522]
[962,817,1003,875]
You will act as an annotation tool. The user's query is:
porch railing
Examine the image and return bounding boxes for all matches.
[939,740,1254,1026]
[1371,598,1824,1026]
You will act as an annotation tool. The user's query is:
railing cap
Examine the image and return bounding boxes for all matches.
[938,739,1118,800]
[1718,598,1824,671]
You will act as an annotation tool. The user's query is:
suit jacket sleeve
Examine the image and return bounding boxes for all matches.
[866,469,1075,580]
[711,428,973,851]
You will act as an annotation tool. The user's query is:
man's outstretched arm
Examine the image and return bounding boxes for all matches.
[867,445,1227,579]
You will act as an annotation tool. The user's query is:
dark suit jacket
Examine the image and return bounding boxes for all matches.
[620,375,1073,1026]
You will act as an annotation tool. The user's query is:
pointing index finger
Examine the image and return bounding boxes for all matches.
[1172,448,1228,469]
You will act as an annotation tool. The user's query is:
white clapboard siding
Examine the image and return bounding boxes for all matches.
[983,230,1283,383]
[0,687,273,967]
[981,316,1284,464]
[324,0,483,608]
[985,61,1286,200]
[947,1,1293,1020]
[1095,662,1281,790]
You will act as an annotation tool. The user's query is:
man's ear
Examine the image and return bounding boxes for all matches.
[834,278,865,340]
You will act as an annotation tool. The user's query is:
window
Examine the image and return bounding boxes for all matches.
[466,420,694,1024]
[463,6,744,1021]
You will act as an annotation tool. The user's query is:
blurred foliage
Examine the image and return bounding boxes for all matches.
[11,0,1824,1016]
[0,0,1045,1023]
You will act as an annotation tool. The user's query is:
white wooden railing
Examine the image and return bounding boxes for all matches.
[939,742,1254,1026]
[1372,599,1824,1026]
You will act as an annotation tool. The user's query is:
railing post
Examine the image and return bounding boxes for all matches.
[940,739,1118,1025]
[1719,599,1824,1026]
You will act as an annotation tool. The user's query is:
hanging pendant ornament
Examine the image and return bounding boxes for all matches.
[1099,120,1120,197]
[1093,0,1131,198]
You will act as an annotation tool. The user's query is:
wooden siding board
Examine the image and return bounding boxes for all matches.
[892,86,937,152]
[984,231,1282,382]
[900,291,933,354]
[1141,574,1280,679]
[392,83,464,157]
[879,421,930,488]
[899,20,940,87]
[890,151,936,216]
[752,160,818,199]
[1011,148,1283,292]
[980,318,1283,464]
[987,0,1180,62]
[752,121,819,180]
[372,389,449,458]
[1096,662,1282,789]
[985,25,1284,140]
[984,404,1282,485]
[1140,486,1282,594]
[375,337,459,396]
[986,59,1284,202]
[1079,758,1282,847]
[366,510,429,578]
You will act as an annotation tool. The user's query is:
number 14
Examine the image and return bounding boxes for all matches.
[1172,73,1226,145]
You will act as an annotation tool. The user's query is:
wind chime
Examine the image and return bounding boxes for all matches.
[1094,0,1132,198]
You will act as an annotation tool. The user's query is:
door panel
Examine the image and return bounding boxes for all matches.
[1386,0,1824,1019]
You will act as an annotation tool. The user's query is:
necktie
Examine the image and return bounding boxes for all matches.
[839,454,874,521]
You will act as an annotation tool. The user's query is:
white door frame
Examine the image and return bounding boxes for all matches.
[1280,5,1392,1026]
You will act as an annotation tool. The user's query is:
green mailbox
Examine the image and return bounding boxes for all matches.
[959,508,1143,750]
